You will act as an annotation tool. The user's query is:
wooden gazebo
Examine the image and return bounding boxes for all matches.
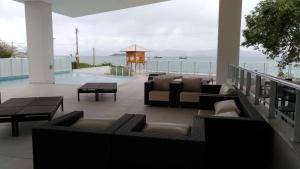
[122,44,148,72]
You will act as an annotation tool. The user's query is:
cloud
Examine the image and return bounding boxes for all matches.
[0,0,261,55]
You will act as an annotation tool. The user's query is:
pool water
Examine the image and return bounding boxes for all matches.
[0,72,134,87]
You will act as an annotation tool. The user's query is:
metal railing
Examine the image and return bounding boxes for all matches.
[145,60,270,76]
[145,61,216,76]
[229,64,300,142]
[111,66,133,77]
[0,56,72,80]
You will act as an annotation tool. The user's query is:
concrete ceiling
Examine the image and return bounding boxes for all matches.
[14,0,169,17]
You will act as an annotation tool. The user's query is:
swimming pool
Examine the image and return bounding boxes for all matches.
[0,72,135,87]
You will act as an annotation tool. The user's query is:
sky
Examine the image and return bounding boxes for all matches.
[0,0,262,56]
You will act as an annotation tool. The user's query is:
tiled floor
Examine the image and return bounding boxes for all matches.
[0,76,198,169]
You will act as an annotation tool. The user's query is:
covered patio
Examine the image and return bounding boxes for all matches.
[0,0,282,169]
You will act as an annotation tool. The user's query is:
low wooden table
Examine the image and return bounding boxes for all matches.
[77,83,117,101]
[0,96,63,136]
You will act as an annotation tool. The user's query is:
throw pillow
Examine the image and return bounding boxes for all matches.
[214,99,241,114]
[219,83,237,95]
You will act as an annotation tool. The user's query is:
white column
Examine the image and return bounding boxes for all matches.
[216,0,242,84]
[25,1,55,83]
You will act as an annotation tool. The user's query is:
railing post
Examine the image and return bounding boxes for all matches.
[145,62,148,74]
[20,58,24,75]
[180,61,183,75]
[235,67,239,87]
[209,61,212,77]
[240,69,244,90]
[293,90,300,142]
[263,63,267,73]
[255,75,261,105]
[231,65,235,82]
[246,72,251,96]
[10,59,13,76]
[193,62,196,74]
[268,80,277,118]
[288,64,292,78]
[167,61,170,74]
[0,60,2,77]
[65,56,68,71]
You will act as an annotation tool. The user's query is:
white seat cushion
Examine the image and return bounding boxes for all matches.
[214,100,241,114]
[197,109,215,116]
[180,92,201,103]
[72,118,116,130]
[214,111,240,117]
[143,122,190,137]
[149,91,169,101]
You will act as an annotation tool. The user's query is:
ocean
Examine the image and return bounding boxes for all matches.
[70,55,300,78]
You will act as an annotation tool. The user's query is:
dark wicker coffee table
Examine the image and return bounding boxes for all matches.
[77,83,117,101]
[0,96,63,136]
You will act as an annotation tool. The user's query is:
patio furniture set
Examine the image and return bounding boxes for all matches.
[0,78,273,168]
[32,88,271,169]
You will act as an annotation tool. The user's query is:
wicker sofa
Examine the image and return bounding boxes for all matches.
[197,89,272,169]
[111,114,206,169]
[32,111,134,169]
[145,76,215,107]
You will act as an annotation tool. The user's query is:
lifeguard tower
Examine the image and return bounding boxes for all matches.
[122,44,148,72]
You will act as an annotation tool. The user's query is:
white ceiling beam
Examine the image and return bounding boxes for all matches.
[14,0,169,17]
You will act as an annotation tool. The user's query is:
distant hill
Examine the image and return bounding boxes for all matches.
[110,53,125,56]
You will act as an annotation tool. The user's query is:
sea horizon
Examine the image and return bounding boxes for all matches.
[59,54,300,78]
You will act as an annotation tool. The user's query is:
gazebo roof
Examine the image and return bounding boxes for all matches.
[121,44,148,52]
